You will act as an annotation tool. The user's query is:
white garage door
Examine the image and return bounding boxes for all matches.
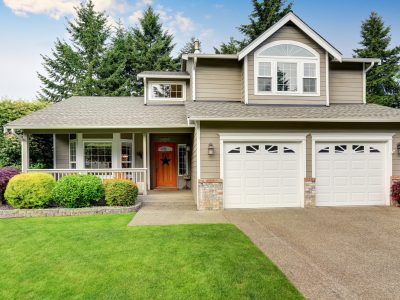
[316,142,386,206]
[224,142,303,208]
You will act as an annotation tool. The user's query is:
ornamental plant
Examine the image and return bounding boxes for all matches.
[5,172,56,208]
[103,179,138,206]
[0,167,20,204]
[52,175,104,208]
[391,181,400,205]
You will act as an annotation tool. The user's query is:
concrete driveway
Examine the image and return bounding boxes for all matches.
[224,207,400,300]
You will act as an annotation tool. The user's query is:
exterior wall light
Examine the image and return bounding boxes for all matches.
[208,143,215,155]
[397,143,400,154]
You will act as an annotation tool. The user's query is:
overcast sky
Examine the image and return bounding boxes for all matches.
[1,0,399,100]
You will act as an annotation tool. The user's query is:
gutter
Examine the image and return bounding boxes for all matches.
[187,117,400,123]
[4,124,195,130]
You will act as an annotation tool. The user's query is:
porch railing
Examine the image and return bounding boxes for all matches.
[26,168,147,195]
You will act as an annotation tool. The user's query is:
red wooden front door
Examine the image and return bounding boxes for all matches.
[154,142,177,188]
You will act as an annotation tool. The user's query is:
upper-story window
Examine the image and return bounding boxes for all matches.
[254,40,320,96]
[149,82,186,101]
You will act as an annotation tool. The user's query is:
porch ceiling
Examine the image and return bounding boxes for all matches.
[5,97,190,130]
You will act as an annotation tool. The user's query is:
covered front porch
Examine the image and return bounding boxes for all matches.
[18,129,193,195]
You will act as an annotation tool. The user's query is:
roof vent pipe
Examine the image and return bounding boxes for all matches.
[194,39,200,54]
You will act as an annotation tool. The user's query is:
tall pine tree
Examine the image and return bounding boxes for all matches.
[98,25,136,96]
[38,0,109,102]
[354,12,400,107]
[215,0,293,54]
[131,7,178,96]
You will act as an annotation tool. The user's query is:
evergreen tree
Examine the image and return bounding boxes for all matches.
[98,25,136,96]
[354,12,400,107]
[131,7,178,96]
[38,0,110,102]
[214,37,242,54]
[215,0,293,53]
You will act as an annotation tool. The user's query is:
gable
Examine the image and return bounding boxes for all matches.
[250,23,325,58]
[238,12,342,61]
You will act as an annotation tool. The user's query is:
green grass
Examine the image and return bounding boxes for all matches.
[0,214,303,300]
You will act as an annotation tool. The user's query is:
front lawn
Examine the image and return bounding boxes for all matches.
[0,214,303,299]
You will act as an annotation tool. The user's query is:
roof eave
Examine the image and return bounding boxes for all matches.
[4,124,195,130]
[187,117,400,123]
[137,74,191,79]
[238,12,342,62]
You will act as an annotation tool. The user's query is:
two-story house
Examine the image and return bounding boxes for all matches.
[6,12,400,210]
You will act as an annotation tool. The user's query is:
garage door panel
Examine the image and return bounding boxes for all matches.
[224,142,303,209]
[316,142,386,206]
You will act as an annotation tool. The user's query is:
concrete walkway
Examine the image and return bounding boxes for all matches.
[128,191,228,226]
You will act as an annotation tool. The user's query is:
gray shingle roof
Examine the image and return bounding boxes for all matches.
[6,97,400,130]
[6,97,189,129]
[185,101,400,122]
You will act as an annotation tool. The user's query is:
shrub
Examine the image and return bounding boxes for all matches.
[5,172,55,208]
[392,181,400,205]
[103,179,138,206]
[52,175,104,208]
[0,167,20,204]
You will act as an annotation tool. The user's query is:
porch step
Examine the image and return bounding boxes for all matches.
[139,190,196,209]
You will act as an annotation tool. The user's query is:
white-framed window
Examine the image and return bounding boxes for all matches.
[178,144,188,176]
[121,140,133,168]
[84,141,113,169]
[69,139,77,169]
[148,81,186,101]
[254,40,320,96]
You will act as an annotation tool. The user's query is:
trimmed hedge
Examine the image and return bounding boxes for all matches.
[52,175,104,208]
[0,167,20,203]
[4,172,55,208]
[103,179,138,206]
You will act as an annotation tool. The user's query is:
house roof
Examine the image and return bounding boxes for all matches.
[137,71,190,79]
[5,97,189,129]
[185,101,400,123]
[238,12,343,61]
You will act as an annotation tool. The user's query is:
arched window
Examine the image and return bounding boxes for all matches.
[254,40,320,95]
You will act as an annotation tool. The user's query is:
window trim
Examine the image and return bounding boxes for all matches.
[69,139,77,169]
[254,40,320,97]
[177,144,188,176]
[148,81,187,101]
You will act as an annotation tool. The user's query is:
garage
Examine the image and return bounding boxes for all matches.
[315,142,388,206]
[223,142,304,208]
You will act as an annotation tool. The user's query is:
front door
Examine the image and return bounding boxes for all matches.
[154,142,177,189]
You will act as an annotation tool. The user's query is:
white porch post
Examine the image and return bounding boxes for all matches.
[142,133,148,195]
[21,133,29,172]
[112,133,121,168]
[76,133,84,169]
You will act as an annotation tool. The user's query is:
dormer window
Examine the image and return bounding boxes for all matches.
[149,82,186,101]
[254,41,320,96]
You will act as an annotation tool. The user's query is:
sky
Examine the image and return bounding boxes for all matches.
[0,0,399,100]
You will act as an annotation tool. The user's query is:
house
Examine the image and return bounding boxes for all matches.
[5,12,400,210]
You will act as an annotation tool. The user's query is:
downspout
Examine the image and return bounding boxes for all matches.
[363,62,375,104]
[192,56,197,101]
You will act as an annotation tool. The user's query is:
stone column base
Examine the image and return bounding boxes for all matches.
[390,176,400,206]
[304,178,316,208]
[198,179,223,210]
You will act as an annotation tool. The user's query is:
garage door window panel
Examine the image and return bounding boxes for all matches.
[246,145,260,153]
[265,145,278,153]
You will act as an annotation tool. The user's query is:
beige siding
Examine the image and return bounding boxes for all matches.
[199,121,400,179]
[186,59,193,101]
[330,63,363,104]
[196,59,242,101]
[55,134,69,169]
[134,134,143,168]
[248,24,327,105]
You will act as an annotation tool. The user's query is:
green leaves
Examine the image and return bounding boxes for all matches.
[38,3,177,100]
[354,11,400,107]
